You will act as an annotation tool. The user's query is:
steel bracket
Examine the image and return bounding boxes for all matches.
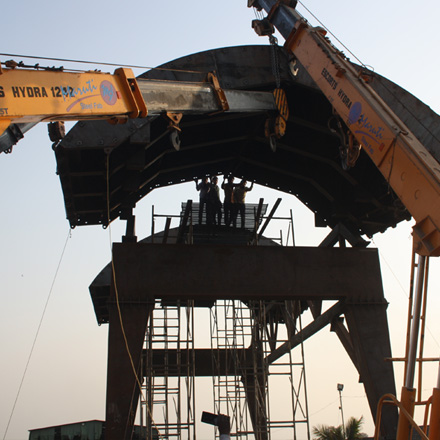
[165,112,183,151]
[207,72,229,112]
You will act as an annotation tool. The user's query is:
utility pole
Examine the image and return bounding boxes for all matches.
[337,383,346,439]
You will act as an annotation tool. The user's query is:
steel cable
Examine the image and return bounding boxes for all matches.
[2,229,71,440]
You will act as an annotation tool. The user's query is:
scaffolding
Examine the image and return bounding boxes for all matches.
[149,198,295,247]
[140,300,196,439]
[210,300,310,440]
[138,198,310,440]
[379,249,440,440]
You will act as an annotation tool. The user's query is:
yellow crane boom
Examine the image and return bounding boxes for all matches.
[0,66,147,136]
[0,60,284,154]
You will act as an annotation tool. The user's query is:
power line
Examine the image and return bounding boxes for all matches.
[2,229,71,440]
[296,1,368,69]
[0,52,205,75]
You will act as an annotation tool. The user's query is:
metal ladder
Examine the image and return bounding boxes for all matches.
[140,300,196,440]
[210,299,311,440]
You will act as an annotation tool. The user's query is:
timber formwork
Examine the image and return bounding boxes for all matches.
[101,239,398,440]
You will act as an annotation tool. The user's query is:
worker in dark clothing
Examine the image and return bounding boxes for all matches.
[221,175,237,227]
[209,176,222,226]
[233,179,254,228]
[195,177,211,224]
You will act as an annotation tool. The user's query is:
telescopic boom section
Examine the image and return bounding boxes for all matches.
[249,0,440,256]
[0,62,279,153]
[0,67,148,136]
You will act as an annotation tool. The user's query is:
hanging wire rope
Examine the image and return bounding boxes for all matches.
[297,2,439,143]
[2,229,72,440]
[0,52,206,75]
[308,398,339,416]
[104,153,164,439]
[372,236,440,350]
[371,237,410,300]
[296,1,368,69]
[253,6,265,20]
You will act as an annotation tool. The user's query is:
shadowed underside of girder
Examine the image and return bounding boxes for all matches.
[54,45,440,236]
[59,43,440,440]
[102,243,397,440]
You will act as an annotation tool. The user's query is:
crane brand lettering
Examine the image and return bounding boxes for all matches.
[9,80,99,101]
[59,80,98,100]
[321,67,338,90]
[6,79,118,112]
[337,88,352,109]
[0,86,4,98]
[12,86,49,98]
[357,114,384,140]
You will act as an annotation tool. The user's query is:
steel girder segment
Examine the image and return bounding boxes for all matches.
[137,79,277,115]
[241,351,269,440]
[111,243,385,302]
[106,243,397,439]
[105,298,154,440]
[344,302,398,440]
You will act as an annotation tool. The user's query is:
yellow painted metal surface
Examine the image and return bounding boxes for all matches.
[285,22,440,256]
[0,66,147,134]
[429,387,440,440]
[395,387,416,440]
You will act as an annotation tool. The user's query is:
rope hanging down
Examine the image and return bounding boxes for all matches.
[2,229,71,440]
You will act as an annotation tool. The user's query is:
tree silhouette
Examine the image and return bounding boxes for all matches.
[313,416,367,440]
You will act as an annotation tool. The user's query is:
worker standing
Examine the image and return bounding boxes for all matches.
[221,175,237,226]
[209,176,222,226]
[195,177,211,225]
[233,179,254,228]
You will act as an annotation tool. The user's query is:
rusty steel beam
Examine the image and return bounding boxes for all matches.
[176,199,192,244]
[105,300,154,440]
[111,243,384,302]
[330,317,359,371]
[106,242,397,440]
[144,348,249,377]
[258,198,282,239]
[241,339,269,440]
[344,302,398,439]
[319,222,369,248]
[265,301,343,365]
[162,217,172,244]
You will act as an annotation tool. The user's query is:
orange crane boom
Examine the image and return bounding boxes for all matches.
[250,0,440,257]
[248,2,440,439]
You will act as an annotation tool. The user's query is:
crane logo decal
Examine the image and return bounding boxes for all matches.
[348,102,386,155]
[348,102,362,125]
[62,80,117,112]
[100,81,117,106]
[64,80,100,112]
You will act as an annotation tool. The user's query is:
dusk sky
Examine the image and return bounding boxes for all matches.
[1,1,440,439]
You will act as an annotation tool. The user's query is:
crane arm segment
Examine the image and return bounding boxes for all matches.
[250,0,440,256]
[0,67,147,131]
[0,63,281,153]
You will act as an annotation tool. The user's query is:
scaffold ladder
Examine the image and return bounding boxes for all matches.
[140,300,196,440]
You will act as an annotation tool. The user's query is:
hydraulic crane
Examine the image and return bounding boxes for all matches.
[0,60,287,153]
[2,3,440,438]
[247,1,440,439]
[249,0,440,259]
